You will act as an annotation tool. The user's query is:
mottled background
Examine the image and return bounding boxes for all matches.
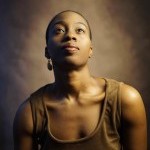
[0,0,150,149]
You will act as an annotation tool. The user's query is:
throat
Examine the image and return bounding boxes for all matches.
[54,77,95,99]
[53,65,93,93]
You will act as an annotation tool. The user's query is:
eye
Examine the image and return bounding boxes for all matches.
[76,28,85,34]
[53,27,65,34]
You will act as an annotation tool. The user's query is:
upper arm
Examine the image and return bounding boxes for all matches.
[120,83,147,150]
[13,100,38,150]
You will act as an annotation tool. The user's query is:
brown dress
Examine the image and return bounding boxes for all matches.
[30,78,123,150]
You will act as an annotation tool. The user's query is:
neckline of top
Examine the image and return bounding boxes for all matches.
[43,78,109,144]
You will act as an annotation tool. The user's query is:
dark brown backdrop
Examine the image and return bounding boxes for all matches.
[0,0,149,149]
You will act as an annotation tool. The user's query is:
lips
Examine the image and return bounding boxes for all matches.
[62,44,79,52]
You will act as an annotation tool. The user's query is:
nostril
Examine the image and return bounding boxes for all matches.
[72,37,76,41]
[63,34,77,42]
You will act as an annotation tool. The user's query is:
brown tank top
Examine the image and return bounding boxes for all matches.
[30,78,123,150]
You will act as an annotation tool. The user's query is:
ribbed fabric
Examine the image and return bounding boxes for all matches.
[30,78,123,150]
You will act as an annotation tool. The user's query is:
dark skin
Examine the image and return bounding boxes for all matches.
[13,11,147,150]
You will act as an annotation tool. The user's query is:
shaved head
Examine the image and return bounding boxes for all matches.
[46,10,92,45]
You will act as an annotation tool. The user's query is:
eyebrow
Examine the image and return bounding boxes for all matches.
[51,21,66,27]
[75,22,88,28]
[51,21,88,29]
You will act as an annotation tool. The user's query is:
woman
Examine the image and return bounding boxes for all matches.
[13,10,147,150]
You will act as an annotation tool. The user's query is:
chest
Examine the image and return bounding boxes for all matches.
[46,102,103,141]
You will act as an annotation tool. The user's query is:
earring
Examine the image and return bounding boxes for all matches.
[47,59,53,71]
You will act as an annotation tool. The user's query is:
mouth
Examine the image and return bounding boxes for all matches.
[62,44,79,53]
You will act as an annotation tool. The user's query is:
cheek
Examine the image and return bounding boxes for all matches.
[80,39,91,52]
[48,34,63,46]
[47,38,60,53]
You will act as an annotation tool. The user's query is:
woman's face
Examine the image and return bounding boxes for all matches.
[46,11,93,69]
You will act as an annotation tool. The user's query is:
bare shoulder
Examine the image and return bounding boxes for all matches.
[120,83,143,106]
[13,99,33,138]
[119,83,147,149]
[120,83,147,126]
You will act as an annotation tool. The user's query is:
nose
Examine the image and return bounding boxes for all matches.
[63,30,77,42]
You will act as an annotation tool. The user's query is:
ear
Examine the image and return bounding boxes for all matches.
[45,47,50,59]
[89,46,93,58]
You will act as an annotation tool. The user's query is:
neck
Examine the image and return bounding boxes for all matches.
[52,65,94,98]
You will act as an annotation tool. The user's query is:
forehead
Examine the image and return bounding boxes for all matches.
[50,11,89,27]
